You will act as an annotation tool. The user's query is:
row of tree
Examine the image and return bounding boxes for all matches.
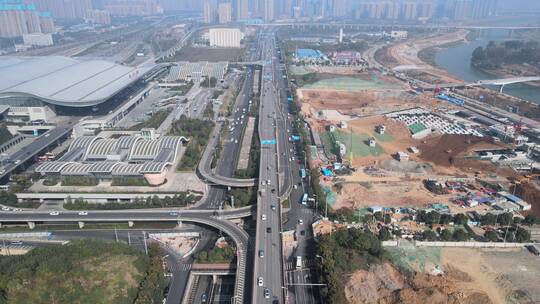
[471,40,540,69]
[63,193,200,210]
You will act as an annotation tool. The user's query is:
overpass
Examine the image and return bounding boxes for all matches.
[419,76,540,93]
[197,122,257,187]
[0,125,72,182]
[0,207,253,304]
[254,22,540,31]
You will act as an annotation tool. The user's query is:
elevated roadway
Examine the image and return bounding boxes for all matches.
[198,121,257,188]
[252,31,285,304]
[0,207,252,304]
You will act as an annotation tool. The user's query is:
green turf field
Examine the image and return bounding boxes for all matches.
[304,76,397,91]
[324,130,384,157]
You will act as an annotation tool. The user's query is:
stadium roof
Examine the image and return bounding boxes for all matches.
[0,56,155,107]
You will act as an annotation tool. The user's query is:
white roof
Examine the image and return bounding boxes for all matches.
[0,56,155,107]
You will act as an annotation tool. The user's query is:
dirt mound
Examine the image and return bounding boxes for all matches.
[345,262,493,304]
[418,134,501,167]
[344,263,406,304]
[511,182,540,217]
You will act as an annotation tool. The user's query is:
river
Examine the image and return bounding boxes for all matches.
[434,29,540,103]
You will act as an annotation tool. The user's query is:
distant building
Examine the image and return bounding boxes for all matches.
[376,124,386,134]
[388,30,408,39]
[339,121,347,129]
[218,2,232,24]
[209,28,244,48]
[85,9,111,25]
[263,0,274,21]
[23,33,53,46]
[0,3,42,38]
[368,137,376,147]
[203,0,216,23]
[38,12,55,33]
[31,0,92,20]
[339,143,347,157]
[396,151,409,162]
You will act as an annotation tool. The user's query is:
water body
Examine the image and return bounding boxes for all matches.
[435,29,540,103]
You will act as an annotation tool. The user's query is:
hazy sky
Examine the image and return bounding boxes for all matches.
[498,0,540,11]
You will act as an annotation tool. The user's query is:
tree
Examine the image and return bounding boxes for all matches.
[440,229,453,241]
[453,213,468,225]
[422,229,437,241]
[523,214,538,226]
[378,227,392,241]
[484,230,498,242]
[497,212,513,226]
[515,227,531,243]
[373,211,383,222]
[383,214,392,225]
[453,229,468,241]
[481,213,497,226]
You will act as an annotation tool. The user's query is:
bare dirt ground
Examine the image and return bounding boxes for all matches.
[384,30,468,84]
[416,134,518,179]
[334,179,455,209]
[298,89,428,120]
[345,247,540,304]
[511,182,540,217]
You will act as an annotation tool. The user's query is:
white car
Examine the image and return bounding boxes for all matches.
[298,219,303,225]
[2,207,10,211]
[258,277,264,286]
[262,214,267,221]
[78,211,88,216]
[49,211,59,216]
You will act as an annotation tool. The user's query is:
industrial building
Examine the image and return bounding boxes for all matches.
[208,28,244,48]
[35,132,188,185]
[165,61,228,83]
[0,56,158,119]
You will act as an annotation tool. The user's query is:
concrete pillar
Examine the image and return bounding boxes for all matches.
[212,274,217,282]
[176,220,182,228]
[0,222,2,228]
[27,221,35,229]
[78,221,84,229]
[499,84,505,93]
[128,221,134,228]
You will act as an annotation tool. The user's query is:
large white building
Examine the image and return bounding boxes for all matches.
[22,33,53,46]
[209,28,244,48]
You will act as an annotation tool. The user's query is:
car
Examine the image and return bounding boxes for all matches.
[271,188,276,193]
[264,288,270,299]
[270,204,276,211]
[267,179,271,185]
[293,185,298,189]
[78,211,88,216]
[298,219,303,225]
[259,250,264,258]
[300,230,306,236]
[266,227,271,233]
[1,207,9,211]
[169,212,178,216]
[49,211,59,216]
[10,241,22,245]
[261,214,267,221]
[235,140,239,144]
[201,293,207,303]
[291,156,295,161]
[258,277,264,286]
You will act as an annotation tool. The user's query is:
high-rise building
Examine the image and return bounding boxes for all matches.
[218,2,232,23]
[103,0,161,16]
[39,12,55,33]
[30,0,93,20]
[384,1,399,19]
[332,0,347,17]
[417,1,434,19]
[453,0,472,20]
[401,1,417,20]
[85,8,111,24]
[264,0,273,21]
[236,0,248,20]
[471,0,497,19]
[209,28,244,47]
[203,0,215,23]
[0,2,42,38]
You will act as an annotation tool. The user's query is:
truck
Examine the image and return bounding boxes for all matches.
[301,193,308,205]
[299,168,306,179]
[296,256,302,269]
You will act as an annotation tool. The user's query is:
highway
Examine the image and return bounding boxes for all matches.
[252,31,285,304]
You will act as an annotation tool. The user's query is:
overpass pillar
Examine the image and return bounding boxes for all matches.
[499,84,505,93]
[212,274,217,282]
[27,221,35,230]
[78,221,84,229]
[128,221,134,228]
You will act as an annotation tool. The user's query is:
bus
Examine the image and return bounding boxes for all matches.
[296,256,302,269]
[301,193,308,205]
[299,168,306,179]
